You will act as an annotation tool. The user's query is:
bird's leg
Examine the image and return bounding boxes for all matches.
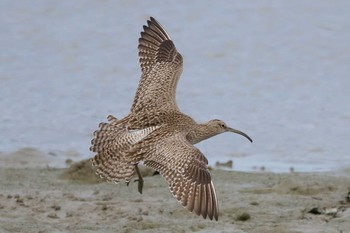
[134,164,144,194]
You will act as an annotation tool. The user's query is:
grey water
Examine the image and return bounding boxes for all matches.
[1,0,349,172]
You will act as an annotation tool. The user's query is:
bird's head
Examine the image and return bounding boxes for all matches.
[207,119,253,143]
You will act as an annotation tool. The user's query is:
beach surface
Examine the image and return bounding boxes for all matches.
[1,150,349,233]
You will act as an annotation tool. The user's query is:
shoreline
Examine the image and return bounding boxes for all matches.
[1,147,346,173]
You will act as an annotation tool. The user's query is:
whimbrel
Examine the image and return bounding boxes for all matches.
[90,17,252,221]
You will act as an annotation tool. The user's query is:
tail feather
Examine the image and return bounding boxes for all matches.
[90,115,135,183]
[92,149,135,183]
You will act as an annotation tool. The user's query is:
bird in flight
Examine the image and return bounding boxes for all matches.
[90,17,252,221]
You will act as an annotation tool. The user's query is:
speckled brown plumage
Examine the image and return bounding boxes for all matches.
[90,17,252,221]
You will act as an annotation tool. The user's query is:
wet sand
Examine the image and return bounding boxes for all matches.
[0,150,350,233]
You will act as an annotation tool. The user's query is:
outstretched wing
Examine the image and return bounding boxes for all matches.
[131,17,183,113]
[144,134,219,220]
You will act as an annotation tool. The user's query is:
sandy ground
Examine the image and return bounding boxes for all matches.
[0,149,350,233]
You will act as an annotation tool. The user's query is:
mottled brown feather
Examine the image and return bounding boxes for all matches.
[144,134,219,220]
[132,17,183,113]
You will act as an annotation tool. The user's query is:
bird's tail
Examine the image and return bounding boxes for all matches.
[90,115,135,184]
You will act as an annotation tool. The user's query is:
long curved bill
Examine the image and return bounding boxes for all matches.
[227,127,253,143]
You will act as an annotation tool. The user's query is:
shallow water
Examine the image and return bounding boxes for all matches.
[1,0,349,172]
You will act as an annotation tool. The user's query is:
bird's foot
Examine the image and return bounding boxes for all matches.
[135,165,144,194]
[134,178,144,194]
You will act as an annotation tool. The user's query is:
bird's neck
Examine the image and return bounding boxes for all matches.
[186,124,219,145]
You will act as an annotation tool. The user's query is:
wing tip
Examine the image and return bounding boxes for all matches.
[183,182,219,221]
